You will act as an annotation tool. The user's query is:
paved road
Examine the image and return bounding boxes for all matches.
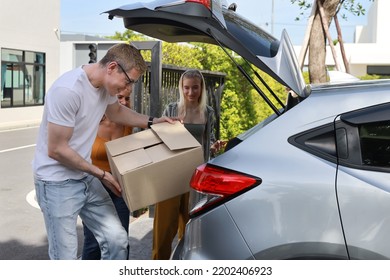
[0,126,156,260]
[0,126,52,259]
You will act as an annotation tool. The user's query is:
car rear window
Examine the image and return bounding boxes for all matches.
[224,10,279,58]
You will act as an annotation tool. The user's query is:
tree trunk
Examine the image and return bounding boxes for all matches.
[334,14,351,73]
[308,0,339,84]
[318,0,342,71]
[308,5,326,84]
[298,0,317,70]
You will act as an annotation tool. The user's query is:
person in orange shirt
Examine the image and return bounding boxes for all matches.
[82,90,133,260]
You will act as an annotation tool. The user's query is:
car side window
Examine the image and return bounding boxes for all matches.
[289,102,390,172]
[337,102,390,172]
[359,121,390,167]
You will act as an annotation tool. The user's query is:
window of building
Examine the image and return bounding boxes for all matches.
[1,48,45,108]
[367,66,390,76]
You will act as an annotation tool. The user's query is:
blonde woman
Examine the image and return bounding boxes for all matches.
[152,69,225,259]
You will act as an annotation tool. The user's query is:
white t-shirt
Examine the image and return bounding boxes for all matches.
[32,66,117,181]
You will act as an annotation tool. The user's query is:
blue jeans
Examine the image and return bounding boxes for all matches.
[82,188,130,260]
[34,175,128,260]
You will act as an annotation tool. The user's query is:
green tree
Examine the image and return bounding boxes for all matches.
[160,42,202,68]
[110,30,148,42]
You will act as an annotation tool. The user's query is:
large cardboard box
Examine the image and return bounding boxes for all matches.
[105,122,204,212]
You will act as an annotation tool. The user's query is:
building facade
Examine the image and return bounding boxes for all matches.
[350,0,390,76]
[0,0,60,130]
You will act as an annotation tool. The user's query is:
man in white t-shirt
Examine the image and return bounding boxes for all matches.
[32,43,174,260]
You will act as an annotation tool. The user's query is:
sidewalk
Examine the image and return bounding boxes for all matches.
[128,209,179,260]
[128,210,154,260]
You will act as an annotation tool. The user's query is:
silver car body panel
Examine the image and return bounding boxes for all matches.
[337,164,390,259]
[180,205,254,260]
[258,30,307,97]
[178,81,390,259]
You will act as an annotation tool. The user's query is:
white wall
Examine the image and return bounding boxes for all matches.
[59,41,121,75]
[355,0,378,43]
[375,0,389,44]
[355,0,390,44]
[59,41,77,76]
[0,0,60,129]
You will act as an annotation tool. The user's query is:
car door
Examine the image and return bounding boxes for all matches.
[335,102,390,259]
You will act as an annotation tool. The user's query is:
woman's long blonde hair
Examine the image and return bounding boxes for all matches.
[177,69,207,122]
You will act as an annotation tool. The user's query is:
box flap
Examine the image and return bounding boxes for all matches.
[112,148,153,174]
[105,129,161,156]
[151,121,201,150]
[146,143,178,162]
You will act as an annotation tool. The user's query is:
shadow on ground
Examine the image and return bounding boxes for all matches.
[0,225,84,260]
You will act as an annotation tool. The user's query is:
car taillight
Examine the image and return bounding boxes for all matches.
[185,0,211,10]
[189,163,261,216]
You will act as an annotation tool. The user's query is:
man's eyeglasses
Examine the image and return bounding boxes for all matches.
[116,62,137,85]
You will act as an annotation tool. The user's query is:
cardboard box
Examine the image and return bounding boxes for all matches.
[105,122,204,211]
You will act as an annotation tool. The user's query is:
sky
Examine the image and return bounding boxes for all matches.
[60,0,374,45]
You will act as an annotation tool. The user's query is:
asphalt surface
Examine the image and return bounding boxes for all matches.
[128,211,154,260]
[0,125,166,260]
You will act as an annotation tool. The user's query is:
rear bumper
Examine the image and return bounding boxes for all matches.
[171,205,254,260]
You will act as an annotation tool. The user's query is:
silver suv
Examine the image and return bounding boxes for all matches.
[107,0,390,259]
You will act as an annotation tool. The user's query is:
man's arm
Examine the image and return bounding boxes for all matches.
[47,122,122,196]
[105,102,176,127]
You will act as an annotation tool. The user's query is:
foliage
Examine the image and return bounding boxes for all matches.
[108,31,202,68]
[161,42,203,68]
[291,0,373,20]
[110,30,148,42]
[359,74,390,80]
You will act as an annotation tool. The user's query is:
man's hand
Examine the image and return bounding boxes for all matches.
[101,172,122,197]
[211,140,227,155]
[153,116,180,124]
